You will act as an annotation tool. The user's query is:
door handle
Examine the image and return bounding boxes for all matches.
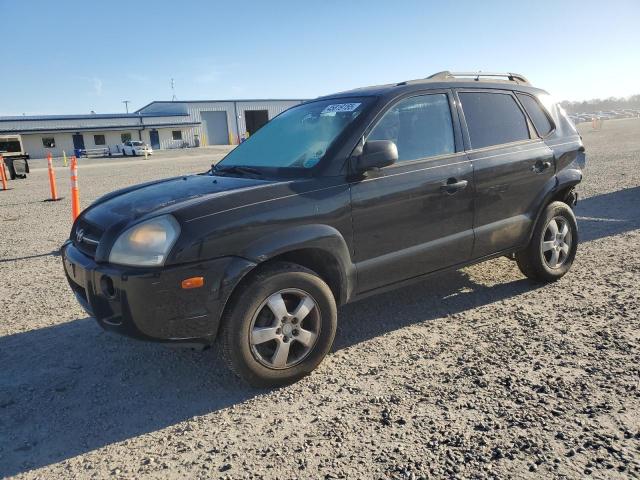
[531,160,551,173]
[440,178,468,194]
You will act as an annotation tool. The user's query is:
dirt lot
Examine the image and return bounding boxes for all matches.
[1,120,639,479]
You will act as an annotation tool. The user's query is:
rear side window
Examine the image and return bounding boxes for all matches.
[516,93,553,137]
[459,92,530,149]
[368,93,455,162]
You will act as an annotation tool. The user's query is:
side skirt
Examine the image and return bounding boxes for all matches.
[347,246,526,304]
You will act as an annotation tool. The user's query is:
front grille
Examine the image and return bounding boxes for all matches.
[73,219,104,257]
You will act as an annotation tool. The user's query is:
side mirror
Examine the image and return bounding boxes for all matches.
[357,140,398,172]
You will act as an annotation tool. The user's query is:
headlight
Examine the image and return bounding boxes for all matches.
[109,215,180,266]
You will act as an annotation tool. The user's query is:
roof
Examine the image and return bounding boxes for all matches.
[315,71,546,101]
[0,112,188,122]
[0,121,201,135]
[135,98,306,113]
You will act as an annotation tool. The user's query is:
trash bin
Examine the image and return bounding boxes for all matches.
[74,148,83,158]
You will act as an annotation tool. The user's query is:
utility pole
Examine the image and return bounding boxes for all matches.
[171,78,177,101]
[122,100,131,113]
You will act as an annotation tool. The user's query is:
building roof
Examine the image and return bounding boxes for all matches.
[0,112,188,122]
[135,99,306,113]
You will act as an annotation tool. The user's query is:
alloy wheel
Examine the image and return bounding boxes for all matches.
[249,289,321,369]
[540,216,572,269]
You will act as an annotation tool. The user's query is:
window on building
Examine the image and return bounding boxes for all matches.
[42,137,56,148]
[459,92,531,149]
[94,134,106,145]
[121,133,132,143]
[172,130,183,141]
[516,93,554,137]
[368,93,455,162]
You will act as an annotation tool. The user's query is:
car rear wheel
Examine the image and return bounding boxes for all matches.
[220,262,337,387]
[122,149,127,156]
[516,201,578,282]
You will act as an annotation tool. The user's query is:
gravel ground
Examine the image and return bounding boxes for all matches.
[1,120,639,479]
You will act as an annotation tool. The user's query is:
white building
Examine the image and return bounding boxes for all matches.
[0,99,305,159]
[136,99,304,146]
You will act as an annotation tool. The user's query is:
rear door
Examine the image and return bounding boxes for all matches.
[455,89,555,257]
[350,91,475,293]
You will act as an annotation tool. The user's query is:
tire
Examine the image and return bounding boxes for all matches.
[516,201,578,282]
[132,149,137,156]
[122,149,127,156]
[220,261,337,388]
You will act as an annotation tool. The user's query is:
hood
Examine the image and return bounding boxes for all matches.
[81,174,274,230]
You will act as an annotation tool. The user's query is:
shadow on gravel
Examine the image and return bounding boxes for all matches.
[576,186,640,242]
[0,320,253,477]
[335,270,539,350]
[0,270,540,477]
[2,187,637,476]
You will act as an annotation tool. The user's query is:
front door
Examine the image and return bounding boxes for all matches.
[149,130,160,149]
[72,133,85,151]
[244,110,269,136]
[351,92,475,293]
[456,90,555,257]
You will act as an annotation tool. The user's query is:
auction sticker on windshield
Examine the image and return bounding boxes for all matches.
[321,103,361,114]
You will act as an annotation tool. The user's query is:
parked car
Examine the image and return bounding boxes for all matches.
[62,71,585,387]
[121,140,152,156]
[0,134,30,179]
[567,115,583,125]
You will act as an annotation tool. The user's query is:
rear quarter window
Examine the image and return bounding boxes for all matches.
[516,93,554,137]
[459,91,531,149]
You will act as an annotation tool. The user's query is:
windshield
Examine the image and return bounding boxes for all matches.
[217,97,371,171]
[132,141,144,146]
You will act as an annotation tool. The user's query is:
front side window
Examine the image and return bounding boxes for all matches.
[42,137,55,148]
[121,133,132,143]
[459,92,530,149]
[368,94,455,162]
[172,130,182,140]
[516,93,554,137]
[94,134,106,145]
[218,97,371,171]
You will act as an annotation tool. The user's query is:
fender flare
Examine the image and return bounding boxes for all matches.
[527,169,582,244]
[239,224,356,304]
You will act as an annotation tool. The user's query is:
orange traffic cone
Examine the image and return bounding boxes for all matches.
[70,155,81,220]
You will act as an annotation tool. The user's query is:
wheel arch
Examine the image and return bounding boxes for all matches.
[238,224,355,306]
[526,172,581,245]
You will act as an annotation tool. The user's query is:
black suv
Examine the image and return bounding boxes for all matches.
[62,71,585,386]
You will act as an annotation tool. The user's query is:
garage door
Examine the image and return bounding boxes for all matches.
[201,111,229,145]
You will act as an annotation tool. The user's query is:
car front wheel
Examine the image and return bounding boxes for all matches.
[220,262,337,387]
[516,201,578,282]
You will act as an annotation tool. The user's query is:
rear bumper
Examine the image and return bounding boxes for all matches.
[61,242,255,343]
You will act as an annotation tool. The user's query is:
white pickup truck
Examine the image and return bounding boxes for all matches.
[0,135,30,179]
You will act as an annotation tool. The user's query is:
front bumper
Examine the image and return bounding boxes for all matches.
[61,242,255,343]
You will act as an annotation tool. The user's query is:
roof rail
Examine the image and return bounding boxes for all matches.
[427,71,530,85]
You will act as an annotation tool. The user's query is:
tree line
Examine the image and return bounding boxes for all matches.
[560,94,640,114]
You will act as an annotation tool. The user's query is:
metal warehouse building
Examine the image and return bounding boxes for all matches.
[0,99,304,159]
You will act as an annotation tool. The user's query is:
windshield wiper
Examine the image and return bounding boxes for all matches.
[212,164,264,177]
